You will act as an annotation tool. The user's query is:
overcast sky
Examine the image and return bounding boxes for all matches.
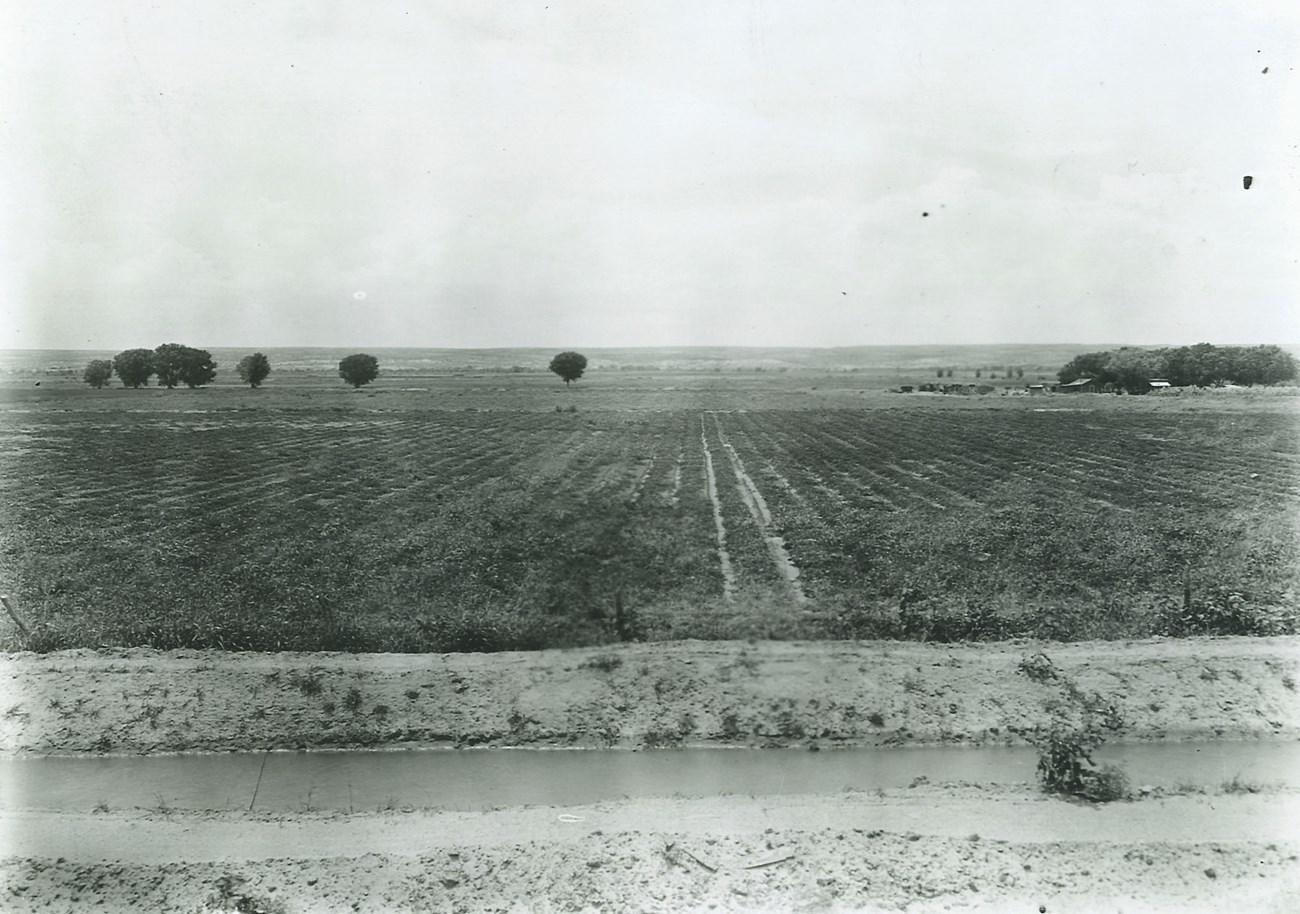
[2,1,1297,349]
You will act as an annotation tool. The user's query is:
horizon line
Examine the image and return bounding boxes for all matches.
[5,341,1298,353]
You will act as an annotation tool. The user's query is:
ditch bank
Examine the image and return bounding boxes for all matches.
[5,791,1300,914]
[2,636,1297,757]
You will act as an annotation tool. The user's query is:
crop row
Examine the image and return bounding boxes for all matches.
[712,409,1299,635]
[1,405,1296,650]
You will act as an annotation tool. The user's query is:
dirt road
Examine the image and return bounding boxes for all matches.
[3,788,1298,913]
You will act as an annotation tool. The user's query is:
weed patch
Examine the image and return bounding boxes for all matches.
[288,668,325,696]
[580,653,624,673]
[343,687,363,714]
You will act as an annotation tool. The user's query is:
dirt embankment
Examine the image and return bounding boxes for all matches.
[4,790,1299,913]
[3,637,1297,756]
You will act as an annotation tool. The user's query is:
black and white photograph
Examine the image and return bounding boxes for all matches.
[1,1,1298,911]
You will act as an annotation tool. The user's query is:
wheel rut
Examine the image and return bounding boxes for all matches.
[699,416,737,601]
[710,413,808,605]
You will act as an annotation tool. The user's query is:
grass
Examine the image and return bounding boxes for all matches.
[1,376,1296,652]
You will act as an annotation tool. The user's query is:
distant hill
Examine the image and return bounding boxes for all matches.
[4,344,1298,377]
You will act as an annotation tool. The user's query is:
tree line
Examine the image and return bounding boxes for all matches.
[83,348,590,389]
[83,346,377,389]
[1058,343,1297,393]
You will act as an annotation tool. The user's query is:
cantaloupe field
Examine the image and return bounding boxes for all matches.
[2,386,1296,651]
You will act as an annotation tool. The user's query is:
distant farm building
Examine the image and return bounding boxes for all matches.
[1146,379,1172,391]
[1027,384,1046,396]
[1059,378,1098,393]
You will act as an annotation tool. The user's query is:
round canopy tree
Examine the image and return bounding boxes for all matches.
[82,359,114,389]
[178,347,218,388]
[153,343,187,389]
[339,353,379,388]
[236,352,272,388]
[153,343,217,389]
[549,351,588,387]
[113,349,156,388]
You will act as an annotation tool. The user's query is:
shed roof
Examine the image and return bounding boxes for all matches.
[1060,378,1094,387]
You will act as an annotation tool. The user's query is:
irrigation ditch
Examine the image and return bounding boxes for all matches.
[4,741,1300,815]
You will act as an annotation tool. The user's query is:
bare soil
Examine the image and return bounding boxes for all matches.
[3,789,1298,913]
[2,637,1297,756]
[3,637,1298,911]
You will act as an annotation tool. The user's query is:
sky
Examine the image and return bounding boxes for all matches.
[2,1,1297,349]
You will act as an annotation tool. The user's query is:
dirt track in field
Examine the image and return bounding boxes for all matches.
[3,637,1297,756]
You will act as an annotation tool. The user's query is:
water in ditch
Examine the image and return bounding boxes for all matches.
[2,742,1296,813]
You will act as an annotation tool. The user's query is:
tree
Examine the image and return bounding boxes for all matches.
[113,349,156,388]
[153,343,186,389]
[1058,342,1298,390]
[1232,345,1296,386]
[179,347,217,388]
[1057,351,1112,385]
[236,352,272,388]
[82,359,114,389]
[154,343,216,389]
[1105,347,1161,394]
[339,353,379,388]
[549,351,588,386]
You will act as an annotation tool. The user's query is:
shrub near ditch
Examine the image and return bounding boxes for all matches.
[1019,652,1131,803]
[1033,718,1131,803]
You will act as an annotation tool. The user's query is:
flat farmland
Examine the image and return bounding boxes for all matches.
[1,379,1297,651]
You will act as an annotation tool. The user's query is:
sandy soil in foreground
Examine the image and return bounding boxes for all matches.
[3,637,1299,911]
[3,787,1298,913]
[3,637,1298,755]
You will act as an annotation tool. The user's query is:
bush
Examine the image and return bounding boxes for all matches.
[1032,718,1126,801]
[900,598,1024,642]
[1021,649,1129,802]
[1029,698,1128,802]
[1155,588,1298,637]
[1086,764,1132,803]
